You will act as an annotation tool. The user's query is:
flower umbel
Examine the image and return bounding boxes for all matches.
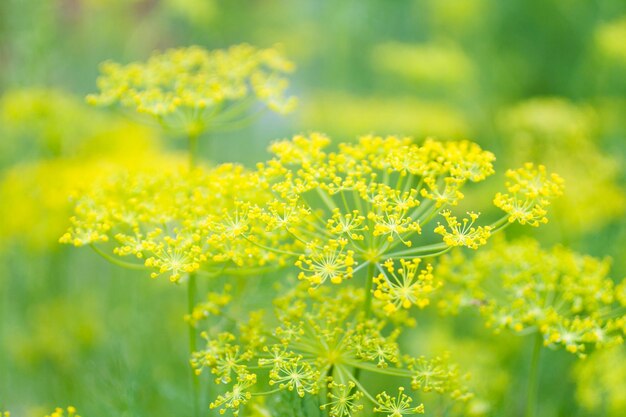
[373,387,425,417]
[436,237,625,357]
[494,163,564,227]
[87,44,297,135]
[191,284,472,416]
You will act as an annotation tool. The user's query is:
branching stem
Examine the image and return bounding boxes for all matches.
[526,332,543,417]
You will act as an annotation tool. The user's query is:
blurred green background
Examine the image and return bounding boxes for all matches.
[1,0,625,416]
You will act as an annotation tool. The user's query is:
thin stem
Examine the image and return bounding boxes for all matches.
[242,235,300,257]
[317,188,338,212]
[385,242,448,258]
[188,272,200,417]
[525,332,543,417]
[343,360,413,378]
[201,265,281,277]
[341,366,378,404]
[353,262,377,383]
[89,244,149,270]
[324,364,335,417]
[362,262,377,320]
[251,388,284,397]
[397,247,451,260]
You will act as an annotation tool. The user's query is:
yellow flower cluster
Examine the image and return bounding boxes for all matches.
[493,163,564,226]
[87,44,297,135]
[60,164,292,282]
[185,286,232,327]
[434,211,491,249]
[374,259,439,314]
[373,387,425,416]
[191,284,471,416]
[436,237,625,357]
[227,133,558,306]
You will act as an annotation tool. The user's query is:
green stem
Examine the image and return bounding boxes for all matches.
[90,244,148,270]
[525,332,543,417]
[353,262,377,383]
[188,272,200,417]
[362,262,376,320]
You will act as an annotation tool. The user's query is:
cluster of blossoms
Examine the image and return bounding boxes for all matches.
[191,284,471,416]
[60,133,564,292]
[493,163,564,227]
[219,133,562,313]
[60,164,295,282]
[87,44,297,135]
[498,97,624,232]
[436,237,626,357]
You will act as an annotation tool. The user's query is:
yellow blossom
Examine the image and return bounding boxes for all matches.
[87,44,297,135]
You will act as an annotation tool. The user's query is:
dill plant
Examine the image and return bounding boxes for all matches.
[181,133,565,416]
[62,131,566,415]
[58,44,587,417]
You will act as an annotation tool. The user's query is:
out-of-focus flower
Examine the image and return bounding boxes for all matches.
[88,44,297,136]
[0,89,160,167]
[4,297,103,369]
[60,164,292,282]
[406,326,515,417]
[44,407,81,417]
[574,345,626,416]
[371,41,475,88]
[0,89,171,251]
[595,16,626,64]
[436,237,626,357]
[299,93,471,139]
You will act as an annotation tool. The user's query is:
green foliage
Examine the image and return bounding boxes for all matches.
[1,2,626,417]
